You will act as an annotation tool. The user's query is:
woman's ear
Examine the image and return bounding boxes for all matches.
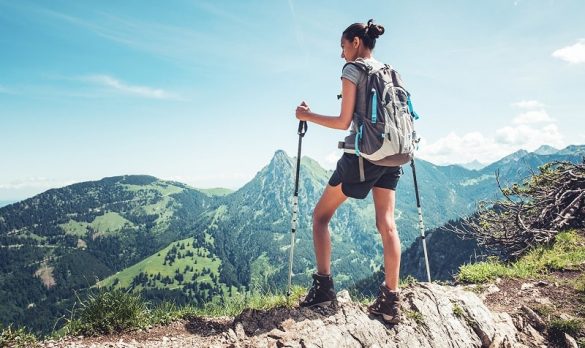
[353,37,360,48]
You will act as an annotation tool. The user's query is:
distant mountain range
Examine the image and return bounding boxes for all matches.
[1,144,584,335]
[456,159,487,171]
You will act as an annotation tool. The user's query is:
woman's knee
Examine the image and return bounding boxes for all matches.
[376,219,398,237]
[313,209,333,227]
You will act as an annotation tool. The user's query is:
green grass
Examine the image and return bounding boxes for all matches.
[59,220,90,237]
[60,212,134,238]
[91,212,133,236]
[0,324,39,348]
[452,302,464,318]
[141,196,172,215]
[532,303,556,319]
[190,285,307,317]
[573,274,585,293]
[58,289,151,337]
[400,275,418,287]
[548,318,583,342]
[96,237,222,293]
[457,230,585,284]
[405,309,424,325]
[52,285,307,339]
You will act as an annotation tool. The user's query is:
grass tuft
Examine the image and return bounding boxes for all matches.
[452,302,464,318]
[60,289,150,337]
[0,324,39,348]
[456,230,585,284]
[548,318,583,342]
[405,309,424,325]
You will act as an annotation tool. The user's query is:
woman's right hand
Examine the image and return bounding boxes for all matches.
[296,101,311,121]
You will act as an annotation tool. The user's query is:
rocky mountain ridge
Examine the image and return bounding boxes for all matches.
[37,283,555,348]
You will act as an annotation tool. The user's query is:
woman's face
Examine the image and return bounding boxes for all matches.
[340,36,359,62]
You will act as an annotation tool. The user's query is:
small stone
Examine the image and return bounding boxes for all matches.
[280,318,295,331]
[565,333,579,348]
[532,297,552,305]
[560,313,576,321]
[227,328,238,342]
[495,277,502,284]
[162,336,169,342]
[337,289,352,303]
[536,280,549,287]
[235,323,246,338]
[524,324,546,346]
[485,284,500,295]
[512,315,526,330]
[520,283,534,291]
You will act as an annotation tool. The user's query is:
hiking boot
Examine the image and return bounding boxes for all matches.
[368,284,401,324]
[300,273,336,308]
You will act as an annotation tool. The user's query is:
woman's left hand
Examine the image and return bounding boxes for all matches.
[295,101,311,121]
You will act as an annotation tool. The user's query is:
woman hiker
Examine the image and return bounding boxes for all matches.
[295,19,402,324]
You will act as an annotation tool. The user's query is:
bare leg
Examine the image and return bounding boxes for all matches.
[372,187,401,291]
[312,184,347,275]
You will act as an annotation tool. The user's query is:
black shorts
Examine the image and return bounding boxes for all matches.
[328,153,401,199]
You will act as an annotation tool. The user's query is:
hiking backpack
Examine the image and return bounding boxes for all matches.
[338,60,420,175]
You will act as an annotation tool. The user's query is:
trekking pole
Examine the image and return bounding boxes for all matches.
[410,158,432,283]
[287,120,308,297]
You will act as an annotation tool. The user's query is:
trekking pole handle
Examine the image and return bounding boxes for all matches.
[298,121,307,136]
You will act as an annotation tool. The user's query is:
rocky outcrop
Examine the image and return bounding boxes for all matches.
[39,283,547,348]
[226,283,540,348]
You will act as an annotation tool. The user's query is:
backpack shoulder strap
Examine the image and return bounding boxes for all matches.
[342,60,372,74]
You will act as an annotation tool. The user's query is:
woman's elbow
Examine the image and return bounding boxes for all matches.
[338,118,352,130]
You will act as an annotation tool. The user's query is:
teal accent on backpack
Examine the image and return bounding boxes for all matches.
[371,88,377,124]
[355,125,363,156]
[407,95,420,120]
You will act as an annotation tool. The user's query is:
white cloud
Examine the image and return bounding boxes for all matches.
[552,39,585,64]
[417,132,505,165]
[417,103,565,165]
[512,100,545,109]
[495,123,562,147]
[0,177,75,190]
[324,150,342,169]
[83,75,179,100]
[512,110,554,124]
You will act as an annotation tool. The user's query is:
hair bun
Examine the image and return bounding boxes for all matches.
[365,19,385,39]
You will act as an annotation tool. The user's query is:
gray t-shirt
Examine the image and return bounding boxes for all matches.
[341,57,385,134]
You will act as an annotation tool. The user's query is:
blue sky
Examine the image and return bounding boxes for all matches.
[1,0,584,200]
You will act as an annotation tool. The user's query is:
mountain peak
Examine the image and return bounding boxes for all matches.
[533,145,559,156]
[273,149,288,160]
[499,149,529,163]
[269,150,293,169]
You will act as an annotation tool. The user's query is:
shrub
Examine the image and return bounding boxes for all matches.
[62,289,150,336]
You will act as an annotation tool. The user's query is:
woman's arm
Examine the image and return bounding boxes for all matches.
[295,78,357,130]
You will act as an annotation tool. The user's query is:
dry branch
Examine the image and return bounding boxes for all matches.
[449,160,585,260]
